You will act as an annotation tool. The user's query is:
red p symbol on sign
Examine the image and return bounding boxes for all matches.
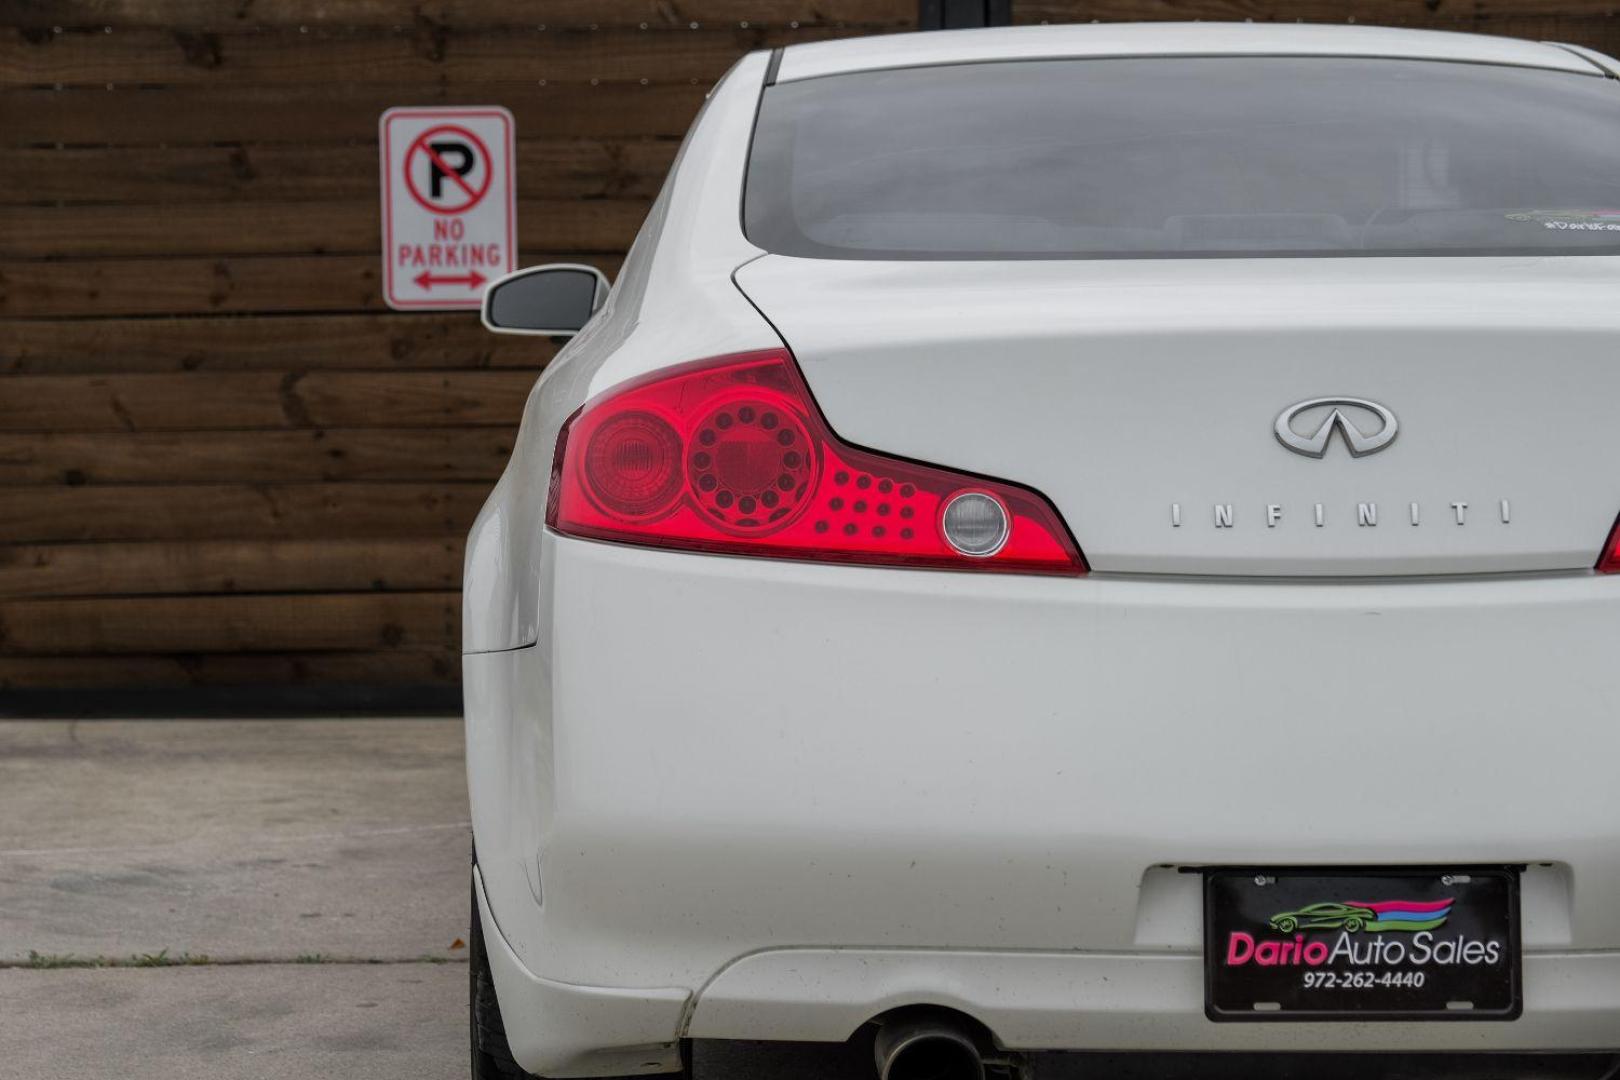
[403,125,493,214]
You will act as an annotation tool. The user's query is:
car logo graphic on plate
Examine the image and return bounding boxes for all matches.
[1267,898,1453,935]
[1275,397,1398,458]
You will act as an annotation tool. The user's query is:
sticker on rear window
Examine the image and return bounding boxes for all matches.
[1508,209,1620,232]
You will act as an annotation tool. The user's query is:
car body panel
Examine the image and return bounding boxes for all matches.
[467,533,1620,1068]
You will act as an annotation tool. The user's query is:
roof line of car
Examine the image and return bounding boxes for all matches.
[768,50,1615,86]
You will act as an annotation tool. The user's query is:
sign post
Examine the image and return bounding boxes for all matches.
[379,106,516,310]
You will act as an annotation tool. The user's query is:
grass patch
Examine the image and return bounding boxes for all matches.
[131,949,209,968]
[21,949,210,970]
[7,950,466,970]
[22,951,88,970]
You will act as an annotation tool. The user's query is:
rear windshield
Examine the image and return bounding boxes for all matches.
[743,57,1620,259]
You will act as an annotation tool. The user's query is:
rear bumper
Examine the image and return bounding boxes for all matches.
[473,867,689,1078]
[480,905,1620,1073]
[692,947,1620,1052]
[466,536,1620,1072]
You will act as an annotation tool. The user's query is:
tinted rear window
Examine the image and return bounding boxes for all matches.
[743,57,1620,259]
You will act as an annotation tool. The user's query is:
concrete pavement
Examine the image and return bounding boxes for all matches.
[0,718,472,1079]
[0,718,872,1079]
[0,963,465,1080]
[0,718,469,963]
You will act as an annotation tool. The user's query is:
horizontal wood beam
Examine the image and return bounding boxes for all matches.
[2,314,555,374]
[0,0,913,32]
[0,141,678,206]
[1,83,710,144]
[0,199,648,258]
[0,590,461,653]
[0,537,464,597]
[0,26,846,89]
[0,427,519,483]
[0,650,462,691]
[0,371,538,432]
[0,252,623,317]
[3,482,490,542]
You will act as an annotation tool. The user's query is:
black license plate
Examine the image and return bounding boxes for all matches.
[1205,868,1521,1021]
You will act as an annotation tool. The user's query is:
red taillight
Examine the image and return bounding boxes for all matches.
[1599,515,1620,573]
[546,350,1086,575]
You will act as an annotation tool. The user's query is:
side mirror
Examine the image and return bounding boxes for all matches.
[481,264,609,337]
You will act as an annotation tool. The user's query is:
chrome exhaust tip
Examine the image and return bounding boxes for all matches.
[873,1014,986,1080]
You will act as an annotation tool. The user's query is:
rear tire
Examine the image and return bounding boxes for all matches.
[470,872,530,1079]
[470,868,692,1080]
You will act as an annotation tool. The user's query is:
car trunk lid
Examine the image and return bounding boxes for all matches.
[735,254,1620,576]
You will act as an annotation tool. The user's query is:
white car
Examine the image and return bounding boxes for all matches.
[463,23,1620,1080]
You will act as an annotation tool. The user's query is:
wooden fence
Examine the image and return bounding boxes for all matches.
[0,0,1614,708]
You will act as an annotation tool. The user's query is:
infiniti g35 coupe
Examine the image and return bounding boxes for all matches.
[464,23,1620,1080]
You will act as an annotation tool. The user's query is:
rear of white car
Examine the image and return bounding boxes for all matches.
[465,24,1620,1079]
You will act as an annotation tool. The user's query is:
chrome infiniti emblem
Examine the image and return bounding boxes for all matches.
[1275,397,1398,458]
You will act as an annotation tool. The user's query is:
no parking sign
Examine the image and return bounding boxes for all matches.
[379,106,516,310]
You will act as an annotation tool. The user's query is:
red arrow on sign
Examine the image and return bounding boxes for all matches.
[414,270,488,290]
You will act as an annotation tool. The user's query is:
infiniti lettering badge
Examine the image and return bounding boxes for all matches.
[1169,394,1509,531]
[1275,397,1398,458]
